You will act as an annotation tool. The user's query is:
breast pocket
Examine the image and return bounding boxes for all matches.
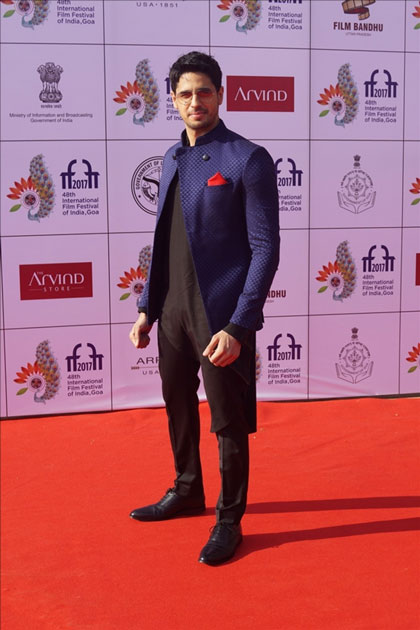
[201,182,237,235]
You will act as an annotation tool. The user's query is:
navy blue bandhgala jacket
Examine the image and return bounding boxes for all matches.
[138,120,280,334]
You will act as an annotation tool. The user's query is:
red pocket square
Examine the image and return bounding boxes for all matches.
[207,172,228,186]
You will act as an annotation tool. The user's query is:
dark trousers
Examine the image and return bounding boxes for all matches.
[157,295,251,525]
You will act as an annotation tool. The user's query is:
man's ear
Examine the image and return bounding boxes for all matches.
[171,91,178,111]
[217,86,224,106]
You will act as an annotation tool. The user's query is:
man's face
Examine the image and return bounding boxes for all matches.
[171,72,223,137]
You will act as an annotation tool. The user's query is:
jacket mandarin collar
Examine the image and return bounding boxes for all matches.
[181,119,226,148]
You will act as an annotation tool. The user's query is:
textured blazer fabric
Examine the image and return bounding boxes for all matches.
[138,120,280,334]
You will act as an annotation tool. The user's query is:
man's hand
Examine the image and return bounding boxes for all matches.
[203,331,241,367]
[129,313,153,349]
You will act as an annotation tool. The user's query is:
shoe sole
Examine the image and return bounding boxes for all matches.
[130,505,206,522]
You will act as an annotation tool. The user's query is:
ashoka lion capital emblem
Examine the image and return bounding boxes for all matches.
[38,62,63,103]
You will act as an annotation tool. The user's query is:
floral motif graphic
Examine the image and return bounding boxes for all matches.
[118,267,147,302]
[406,343,420,372]
[114,60,159,126]
[14,341,60,403]
[8,176,37,210]
[7,154,54,221]
[318,64,358,128]
[217,0,261,33]
[413,2,420,29]
[14,362,44,395]
[410,177,420,205]
[1,0,49,28]
[316,241,357,302]
[114,81,142,111]
[118,245,152,302]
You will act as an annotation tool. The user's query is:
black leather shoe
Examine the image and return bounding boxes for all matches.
[198,523,243,565]
[130,488,205,521]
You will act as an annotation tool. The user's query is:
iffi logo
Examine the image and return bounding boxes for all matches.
[60,159,100,190]
[274,157,303,189]
[364,70,398,98]
[65,343,104,373]
[362,245,395,273]
[267,333,302,361]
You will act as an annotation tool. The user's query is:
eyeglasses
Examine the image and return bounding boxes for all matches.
[175,88,216,106]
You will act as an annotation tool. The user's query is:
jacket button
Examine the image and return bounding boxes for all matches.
[172,154,177,160]
[202,154,210,161]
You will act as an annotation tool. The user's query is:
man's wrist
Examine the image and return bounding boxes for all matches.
[223,322,249,344]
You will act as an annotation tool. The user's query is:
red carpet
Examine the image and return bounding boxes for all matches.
[1,398,420,630]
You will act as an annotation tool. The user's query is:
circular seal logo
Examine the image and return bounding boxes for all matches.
[131,157,163,216]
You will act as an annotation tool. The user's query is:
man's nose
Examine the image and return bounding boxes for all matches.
[190,93,201,105]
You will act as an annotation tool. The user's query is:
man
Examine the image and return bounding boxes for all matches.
[129,51,279,565]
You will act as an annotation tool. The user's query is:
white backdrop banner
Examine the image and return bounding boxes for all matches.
[1,0,419,418]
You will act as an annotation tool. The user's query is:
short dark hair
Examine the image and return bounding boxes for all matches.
[169,51,222,93]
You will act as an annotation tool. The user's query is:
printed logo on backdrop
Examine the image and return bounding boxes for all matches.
[336,327,373,384]
[333,0,385,37]
[316,241,357,302]
[7,155,100,223]
[342,0,376,21]
[1,0,97,27]
[266,287,287,306]
[7,154,54,221]
[413,2,420,29]
[1,0,49,28]
[114,60,159,127]
[135,1,185,8]
[266,332,303,386]
[227,76,294,112]
[266,0,303,32]
[61,159,100,217]
[216,0,304,34]
[410,177,420,206]
[275,157,303,215]
[132,157,162,215]
[338,155,376,214]
[118,246,152,304]
[406,342,420,373]
[364,69,398,125]
[361,244,396,297]
[217,0,262,33]
[38,62,63,103]
[55,0,96,25]
[318,63,359,128]
[66,343,104,399]
[9,59,94,126]
[14,340,60,403]
[131,354,159,377]
[318,64,399,129]
[19,262,93,300]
